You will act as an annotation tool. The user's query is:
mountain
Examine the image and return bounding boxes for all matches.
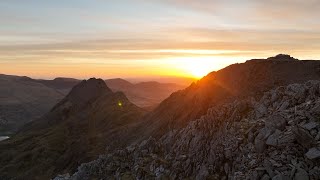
[37,77,186,109]
[38,77,186,109]
[59,80,320,180]
[105,78,134,89]
[0,75,184,135]
[0,74,64,135]
[138,54,320,137]
[54,55,320,180]
[105,78,186,109]
[4,54,320,179]
[37,78,81,95]
[0,78,146,180]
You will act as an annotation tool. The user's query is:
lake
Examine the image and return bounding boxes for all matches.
[0,136,9,141]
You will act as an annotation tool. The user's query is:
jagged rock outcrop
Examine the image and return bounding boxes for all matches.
[58,81,320,180]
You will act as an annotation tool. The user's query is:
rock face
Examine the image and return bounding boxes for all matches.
[58,81,320,180]
[0,79,146,180]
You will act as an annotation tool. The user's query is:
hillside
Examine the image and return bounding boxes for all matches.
[139,55,320,137]
[0,74,64,135]
[55,55,320,179]
[59,80,320,180]
[0,78,146,180]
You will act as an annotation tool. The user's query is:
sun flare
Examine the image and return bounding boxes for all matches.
[166,56,236,79]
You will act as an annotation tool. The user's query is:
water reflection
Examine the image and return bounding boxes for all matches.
[0,136,9,141]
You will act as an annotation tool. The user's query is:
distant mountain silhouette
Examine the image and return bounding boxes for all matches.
[0,78,145,180]
[105,78,186,109]
[38,77,81,94]
[0,74,64,135]
[105,78,134,89]
[38,77,186,109]
[0,75,185,135]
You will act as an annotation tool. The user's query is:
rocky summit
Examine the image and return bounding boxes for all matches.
[56,80,320,180]
[136,55,320,140]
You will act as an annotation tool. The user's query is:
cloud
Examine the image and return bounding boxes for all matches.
[150,0,320,30]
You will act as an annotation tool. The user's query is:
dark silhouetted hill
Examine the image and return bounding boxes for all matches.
[0,78,145,180]
[0,74,64,135]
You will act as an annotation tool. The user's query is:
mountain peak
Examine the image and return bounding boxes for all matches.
[66,78,111,106]
[267,54,298,61]
[247,54,299,63]
[105,78,133,89]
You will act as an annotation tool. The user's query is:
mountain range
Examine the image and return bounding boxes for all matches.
[1,54,320,179]
[0,75,185,135]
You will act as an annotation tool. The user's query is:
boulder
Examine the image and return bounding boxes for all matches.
[255,127,274,152]
[294,168,309,180]
[256,104,268,118]
[292,126,315,148]
[277,131,296,145]
[305,147,320,160]
[302,121,319,131]
[266,114,287,131]
[266,130,282,146]
[263,159,275,178]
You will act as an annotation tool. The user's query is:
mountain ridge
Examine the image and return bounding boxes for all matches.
[136,55,320,138]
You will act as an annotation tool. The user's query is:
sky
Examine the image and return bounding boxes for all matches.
[0,0,320,80]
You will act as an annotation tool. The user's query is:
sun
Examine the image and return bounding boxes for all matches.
[164,56,237,79]
[187,65,211,78]
[178,57,218,79]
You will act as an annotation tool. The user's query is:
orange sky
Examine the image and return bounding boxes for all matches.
[1,0,320,80]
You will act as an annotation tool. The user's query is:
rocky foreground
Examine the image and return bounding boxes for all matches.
[56,81,320,180]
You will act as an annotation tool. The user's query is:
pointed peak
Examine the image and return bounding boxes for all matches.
[74,78,111,93]
[66,78,112,105]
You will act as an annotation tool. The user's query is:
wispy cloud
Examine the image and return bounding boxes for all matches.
[0,0,319,78]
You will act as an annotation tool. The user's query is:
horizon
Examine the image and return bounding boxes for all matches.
[0,72,198,85]
[1,0,320,79]
[2,1,320,179]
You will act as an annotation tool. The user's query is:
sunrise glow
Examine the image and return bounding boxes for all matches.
[1,1,320,80]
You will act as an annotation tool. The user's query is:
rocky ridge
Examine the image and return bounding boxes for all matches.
[139,56,320,140]
[56,81,320,180]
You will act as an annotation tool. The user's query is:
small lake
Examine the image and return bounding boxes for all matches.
[0,136,9,141]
